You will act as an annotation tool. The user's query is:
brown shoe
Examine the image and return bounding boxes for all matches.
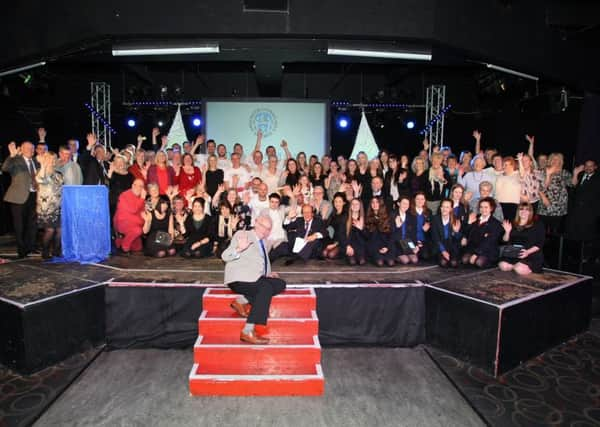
[240,330,269,345]
[230,301,249,318]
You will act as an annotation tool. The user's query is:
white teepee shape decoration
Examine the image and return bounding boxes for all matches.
[166,105,189,148]
[350,111,380,160]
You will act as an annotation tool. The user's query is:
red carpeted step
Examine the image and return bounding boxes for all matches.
[189,287,324,396]
[198,310,319,338]
[189,363,324,396]
[202,288,316,313]
[193,335,321,373]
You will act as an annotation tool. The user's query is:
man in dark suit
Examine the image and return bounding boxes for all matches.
[80,133,108,186]
[567,160,599,242]
[284,203,325,265]
[2,141,39,258]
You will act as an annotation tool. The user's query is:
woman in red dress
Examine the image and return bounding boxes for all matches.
[177,153,202,201]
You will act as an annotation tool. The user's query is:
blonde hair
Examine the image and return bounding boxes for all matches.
[548,152,564,170]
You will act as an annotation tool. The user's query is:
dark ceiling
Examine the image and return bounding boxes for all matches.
[1,0,599,95]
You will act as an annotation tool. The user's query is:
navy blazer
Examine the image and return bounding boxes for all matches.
[285,216,325,242]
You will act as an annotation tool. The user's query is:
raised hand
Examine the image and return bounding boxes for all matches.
[139,187,147,200]
[502,220,512,234]
[256,129,263,139]
[280,139,287,148]
[422,137,430,151]
[7,141,18,157]
[196,134,206,145]
[395,215,403,228]
[573,165,585,176]
[160,135,168,148]
[472,130,482,141]
[468,212,477,224]
[525,134,535,145]
[152,128,160,138]
[137,134,145,145]
[86,133,97,148]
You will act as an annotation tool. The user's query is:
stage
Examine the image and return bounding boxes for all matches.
[0,253,592,378]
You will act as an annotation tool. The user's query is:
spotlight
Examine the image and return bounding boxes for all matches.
[337,116,350,130]
[192,117,202,127]
[157,120,165,127]
[127,118,136,128]
[406,120,415,129]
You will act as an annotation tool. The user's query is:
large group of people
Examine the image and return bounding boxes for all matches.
[2,126,599,276]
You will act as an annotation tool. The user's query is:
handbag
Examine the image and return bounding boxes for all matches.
[397,239,416,253]
[153,231,173,248]
[499,244,524,259]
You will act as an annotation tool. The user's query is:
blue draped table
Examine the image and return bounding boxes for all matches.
[60,185,111,263]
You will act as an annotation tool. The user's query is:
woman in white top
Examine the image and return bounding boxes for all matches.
[495,156,522,221]
[259,155,280,194]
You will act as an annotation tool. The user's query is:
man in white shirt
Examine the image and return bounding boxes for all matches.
[56,145,83,185]
[248,183,270,225]
[224,153,251,194]
[216,144,231,170]
[265,192,292,261]
[193,138,216,169]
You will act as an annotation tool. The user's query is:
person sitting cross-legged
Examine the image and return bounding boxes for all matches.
[222,215,286,345]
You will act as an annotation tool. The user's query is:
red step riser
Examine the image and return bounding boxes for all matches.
[203,297,316,313]
[199,319,319,338]
[189,379,324,396]
[194,348,321,373]
[206,289,313,296]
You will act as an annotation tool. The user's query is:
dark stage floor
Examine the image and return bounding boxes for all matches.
[0,254,589,308]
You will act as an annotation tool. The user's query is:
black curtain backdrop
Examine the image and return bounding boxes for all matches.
[576,92,600,165]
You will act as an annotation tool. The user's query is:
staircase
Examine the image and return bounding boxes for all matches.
[189,288,324,396]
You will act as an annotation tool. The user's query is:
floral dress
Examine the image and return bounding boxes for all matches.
[537,169,572,217]
[520,169,543,204]
[37,171,64,227]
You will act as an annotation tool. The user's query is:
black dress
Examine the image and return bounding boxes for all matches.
[204,169,224,197]
[324,211,347,253]
[501,221,545,273]
[366,218,395,264]
[339,223,367,261]
[464,217,503,265]
[181,215,214,257]
[144,211,172,256]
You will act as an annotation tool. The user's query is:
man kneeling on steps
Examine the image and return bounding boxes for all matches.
[222,215,286,344]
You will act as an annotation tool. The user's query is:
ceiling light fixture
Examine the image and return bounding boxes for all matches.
[327,46,431,61]
[112,43,219,57]
[0,61,47,78]
[485,63,538,81]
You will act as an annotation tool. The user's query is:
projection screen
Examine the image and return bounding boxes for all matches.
[204,99,329,159]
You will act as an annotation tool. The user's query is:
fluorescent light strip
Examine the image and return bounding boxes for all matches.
[112,46,219,57]
[0,61,47,78]
[486,63,538,81]
[327,48,431,61]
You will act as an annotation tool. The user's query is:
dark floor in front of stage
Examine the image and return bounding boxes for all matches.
[3,317,593,427]
[34,347,483,427]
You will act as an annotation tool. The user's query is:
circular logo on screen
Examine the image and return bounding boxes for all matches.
[249,108,278,137]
